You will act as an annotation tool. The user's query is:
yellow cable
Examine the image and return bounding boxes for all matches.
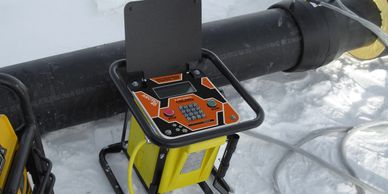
[128,139,147,194]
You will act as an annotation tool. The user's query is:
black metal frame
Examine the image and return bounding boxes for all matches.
[100,49,264,193]
[0,73,55,194]
[109,49,264,148]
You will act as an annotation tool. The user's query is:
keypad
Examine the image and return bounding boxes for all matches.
[179,103,205,121]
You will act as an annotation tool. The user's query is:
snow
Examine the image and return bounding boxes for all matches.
[1,0,388,194]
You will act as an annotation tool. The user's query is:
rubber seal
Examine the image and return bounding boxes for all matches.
[270,1,331,72]
[349,0,388,60]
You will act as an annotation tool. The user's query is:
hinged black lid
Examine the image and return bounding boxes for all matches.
[124,0,202,78]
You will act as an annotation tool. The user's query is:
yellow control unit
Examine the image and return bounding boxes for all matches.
[0,115,32,194]
[99,1,263,193]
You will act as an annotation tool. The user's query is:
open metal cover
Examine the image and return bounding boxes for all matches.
[124,0,202,78]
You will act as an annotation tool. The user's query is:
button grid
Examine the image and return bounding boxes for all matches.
[179,103,205,121]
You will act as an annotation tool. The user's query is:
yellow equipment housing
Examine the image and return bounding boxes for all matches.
[0,115,32,194]
[127,117,226,193]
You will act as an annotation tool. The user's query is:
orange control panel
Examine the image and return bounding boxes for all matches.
[132,71,240,138]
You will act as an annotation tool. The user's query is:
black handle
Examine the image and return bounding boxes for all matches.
[0,73,35,127]
[201,48,264,130]
[0,73,36,194]
[110,49,264,148]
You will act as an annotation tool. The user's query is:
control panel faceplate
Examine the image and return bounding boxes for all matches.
[132,72,240,138]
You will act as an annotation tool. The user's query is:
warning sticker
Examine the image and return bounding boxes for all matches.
[181,150,205,174]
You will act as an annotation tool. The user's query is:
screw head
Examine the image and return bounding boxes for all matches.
[131,81,139,87]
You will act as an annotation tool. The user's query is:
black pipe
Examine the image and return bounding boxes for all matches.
[0,0,382,133]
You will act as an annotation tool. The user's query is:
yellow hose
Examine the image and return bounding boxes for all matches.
[128,139,147,194]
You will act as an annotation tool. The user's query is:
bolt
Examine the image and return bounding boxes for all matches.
[131,81,139,87]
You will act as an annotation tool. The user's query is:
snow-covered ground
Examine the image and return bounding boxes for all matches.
[1,0,388,194]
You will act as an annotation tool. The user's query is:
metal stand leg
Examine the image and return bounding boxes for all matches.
[121,110,131,151]
[31,148,56,194]
[148,149,168,194]
[212,134,240,194]
[99,143,126,194]
[99,110,131,194]
[199,182,214,194]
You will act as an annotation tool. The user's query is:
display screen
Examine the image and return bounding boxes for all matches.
[153,82,196,99]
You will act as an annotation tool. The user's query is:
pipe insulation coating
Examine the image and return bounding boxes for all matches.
[0,0,383,133]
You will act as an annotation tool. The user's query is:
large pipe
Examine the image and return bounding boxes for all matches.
[0,0,383,133]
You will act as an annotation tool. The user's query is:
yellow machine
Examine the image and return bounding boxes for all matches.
[101,47,262,194]
[0,115,32,194]
[0,73,55,194]
[99,1,263,194]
